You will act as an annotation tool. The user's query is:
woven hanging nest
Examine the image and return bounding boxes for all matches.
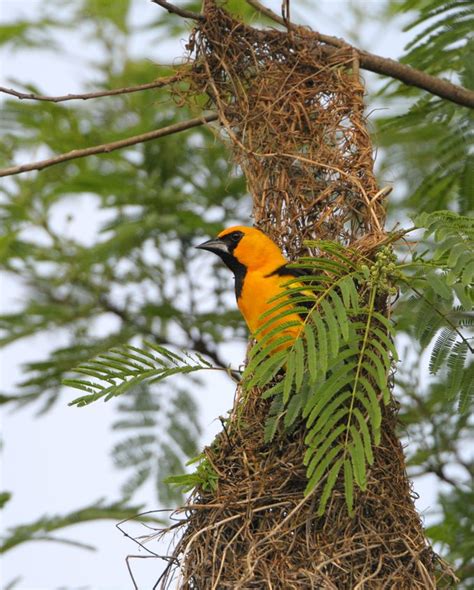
[153,3,455,588]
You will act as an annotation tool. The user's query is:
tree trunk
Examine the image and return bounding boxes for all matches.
[160,4,452,588]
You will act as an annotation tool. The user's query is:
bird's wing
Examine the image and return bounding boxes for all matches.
[266,263,307,278]
[267,264,314,320]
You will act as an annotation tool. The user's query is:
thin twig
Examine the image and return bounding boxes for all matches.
[150,0,203,21]
[0,74,183,103]
[0,114,218,178]
[245,0,474,109]
[126,555,158,590]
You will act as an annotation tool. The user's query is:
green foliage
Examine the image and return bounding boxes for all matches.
[396,211,474,413]
[64,344,228,502]
[0,16,62,51]
[378,0,474,572]
[391,0,474,77]
[415,211,474,290]
[396,354,474,589]
[164,453,219,493]
[242,242,396,514]
[64,341,221,406]
[79,0,131,33]
[0,499,162,554]
[63,343,230,502]
[426,487,474,586]
[0,492,12,509]
[0,24,247,410]
[378,1,474,215]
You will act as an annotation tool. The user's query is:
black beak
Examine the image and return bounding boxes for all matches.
[195,238,230,255]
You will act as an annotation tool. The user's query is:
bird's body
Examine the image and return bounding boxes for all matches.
[196,226,304,348]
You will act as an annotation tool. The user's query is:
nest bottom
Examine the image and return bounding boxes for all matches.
[159,393,452,589]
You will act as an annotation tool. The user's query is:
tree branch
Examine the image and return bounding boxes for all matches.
[0,74,183,103]
[245,0,474,109]
[150,0,203,21]
[0,113,218,178]
[357,51,474,109]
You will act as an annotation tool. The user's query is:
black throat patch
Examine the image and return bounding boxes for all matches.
[216,251,247,300]
[212,231,248,300]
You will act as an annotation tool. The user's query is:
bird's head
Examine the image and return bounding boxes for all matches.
[195,225,286,273]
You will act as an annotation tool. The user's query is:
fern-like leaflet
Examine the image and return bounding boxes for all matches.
[242,242,396,515]
[64,341,224,407]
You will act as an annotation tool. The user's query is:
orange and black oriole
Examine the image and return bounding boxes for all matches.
[196,226,304,347]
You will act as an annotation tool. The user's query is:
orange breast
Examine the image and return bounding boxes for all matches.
[237,270,303,353]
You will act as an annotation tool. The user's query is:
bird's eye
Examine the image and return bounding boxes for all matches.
[229,232,242,241]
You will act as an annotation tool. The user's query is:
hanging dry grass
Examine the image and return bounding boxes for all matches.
[152,3,455,588]
[184,2,385,255]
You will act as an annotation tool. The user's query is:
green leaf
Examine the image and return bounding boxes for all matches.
[314,314,328,376]
[261,380,284,400]
[349,426,367,490]
[304,406,350,449]
[283,350,296,403]
[353,408,374,465]
[316,458,344,514]
[427,271,452,300]
[447,341,468,399]
[453,283,473,311]
[294,338,305,391]
[284,391,303,428]
[264,397,285,442]
[305,446,341,495]
[362,352,389,402]
[330,290,349,341]
[458,363,474,413]
[357,377,382,437]
[304,323,318,382]
[343,460,354,516]
[321,299,340,357]
[245,349,288,389]
[65,343,215,406]
[429,327,456,374]
[305,424,345,474]
[305,376,353,426]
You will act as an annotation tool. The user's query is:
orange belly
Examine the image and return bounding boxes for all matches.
[237,270,303,353]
